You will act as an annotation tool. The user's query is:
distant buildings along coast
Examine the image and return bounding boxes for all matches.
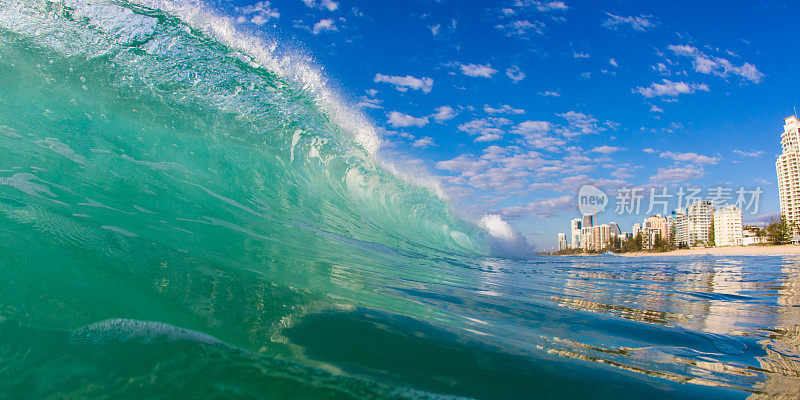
[555,115,800,252]
[776,115,800,233]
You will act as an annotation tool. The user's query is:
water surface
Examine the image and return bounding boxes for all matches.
[0,1,798,398]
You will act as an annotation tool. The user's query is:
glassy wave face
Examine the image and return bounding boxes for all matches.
[1,1,799,399]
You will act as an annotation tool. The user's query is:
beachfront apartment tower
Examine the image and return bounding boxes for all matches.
[582,214,595,229]
[714,205,744,247]
[776,115,800,233]
[668,209,689,248]
[688,200,715,247]
[558,233,568,251]
[642,214,669,249]
[570,218,582,248]
[592,224,611,251]
[632,223,642,237]
[581,226,593,251]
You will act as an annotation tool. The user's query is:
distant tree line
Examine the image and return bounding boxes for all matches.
[544,214,797,255]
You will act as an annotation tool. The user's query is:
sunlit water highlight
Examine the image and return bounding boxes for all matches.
[1,0,798,399]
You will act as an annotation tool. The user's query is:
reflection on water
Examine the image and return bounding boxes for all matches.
[460,255,800,399]
[3,224,800,399]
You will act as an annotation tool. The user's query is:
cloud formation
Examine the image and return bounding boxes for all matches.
[302,0,338,11]
[659,151,718,164]
[374,74,434,93]
[433,106,457,122]
[634,79,709,98]
[312,18,337,34]
[458,117,512,142]
[235,1,280,25]
[484,104,525,115]
[602,13,657,31]
[461,63,498,78]
[506,66,526,83]
[667,44,765,83]
[387,111,429,128]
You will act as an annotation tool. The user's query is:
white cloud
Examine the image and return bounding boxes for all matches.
[433,106,457,122]
[357,97,382,109]
[458,117,511,142]
[650,166,704,183]
[538,90,561,97]
[733,149,764,158]
[235,1,279,25]
[557,111,605,137]
[634,79,709,98]
[649,105,664,113]
[534,1,568,12]
[506,66,526,83]
[602,13,657,31]
[501,195,573,219]
[436,154,491,176]
[512,0,569,12]
[667,44,764,83]
[512,121,551,136]
[312,18,337,34]
[660,151,718,164]
[511,121,565,151]
[302,0,338,11]
[609,58,618,67]
[387,111,429,128]
[572,51,590,59]
[591,145,623,154]
[495,20,545,37]
[484,104,525,115]
[461,63,498,78]
[643,148,656,153]
[412,137,436,148]
[374,74,433,93]
[429,24,440,35]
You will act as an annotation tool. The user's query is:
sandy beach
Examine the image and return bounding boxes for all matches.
[621,245,800,257]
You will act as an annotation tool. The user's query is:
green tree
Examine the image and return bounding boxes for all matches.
[767,215,793,245]
[669,223,677,249]
[708,219,715,247]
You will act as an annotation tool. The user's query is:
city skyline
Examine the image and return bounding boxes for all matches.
[219,0,796,249]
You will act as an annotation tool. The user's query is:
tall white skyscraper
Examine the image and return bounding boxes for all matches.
[714,205,743,247]
[776,115,800,232]
[688,200,715,246]
[570,218,582,248]
[558,233,568,251]
[668,209,688,248]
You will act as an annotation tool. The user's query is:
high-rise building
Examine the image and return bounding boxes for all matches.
[570,218,582,248]
[582,214,595,229]
[668,209,689,248]
[714,205,743,247]
[632,223,642,237]
[592,224,611,250]
[688,200,715,247]
[581,225,593,251]
[642,214,669,249]
[558,233,568,251]
[609,222,622,236]
[776,115,800,233]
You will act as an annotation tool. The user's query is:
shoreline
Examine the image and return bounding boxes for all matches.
[621,244,800,257]
[547,245,800,257]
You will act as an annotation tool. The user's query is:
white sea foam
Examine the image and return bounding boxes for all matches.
[480,214,533,258]
[132,0,381,155]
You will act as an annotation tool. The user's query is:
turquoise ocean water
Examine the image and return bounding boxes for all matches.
[0,1,798,398]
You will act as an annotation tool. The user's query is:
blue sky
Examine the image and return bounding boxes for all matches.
[215,0,798,249]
